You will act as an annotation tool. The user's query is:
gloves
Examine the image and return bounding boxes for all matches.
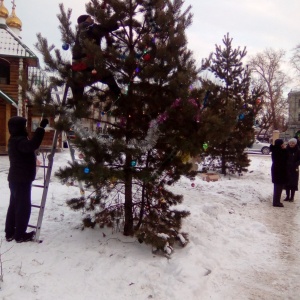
[40,119,49,128]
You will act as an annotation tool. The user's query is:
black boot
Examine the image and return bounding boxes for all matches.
[289,190,295,202]
[284,189,290,201]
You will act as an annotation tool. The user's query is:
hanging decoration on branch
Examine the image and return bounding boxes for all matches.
[62,43,70,51]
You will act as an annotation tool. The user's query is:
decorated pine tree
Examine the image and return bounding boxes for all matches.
[199,33,263,175]
[30,0,207,253]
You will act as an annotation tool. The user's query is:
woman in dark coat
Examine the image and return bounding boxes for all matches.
[5,116,48,243]
[284,138,300,202]
[270,139,288,207]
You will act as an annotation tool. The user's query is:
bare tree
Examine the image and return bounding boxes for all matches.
[248,48,290,132]
[291,44,300,82]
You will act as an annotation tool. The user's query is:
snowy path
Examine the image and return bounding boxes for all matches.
[205,155,300,300]
[248,196,300,299]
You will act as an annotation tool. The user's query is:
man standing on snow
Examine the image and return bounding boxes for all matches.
[5,116,48,242]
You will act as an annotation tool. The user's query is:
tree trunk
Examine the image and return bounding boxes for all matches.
[123,155,134,236]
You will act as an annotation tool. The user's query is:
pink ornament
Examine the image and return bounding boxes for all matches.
[191,183,195,187]
[171,98,181,108]
[92,69,97,75]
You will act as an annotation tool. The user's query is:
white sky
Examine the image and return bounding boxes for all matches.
[5,0,300,89]
[0,148,299,298]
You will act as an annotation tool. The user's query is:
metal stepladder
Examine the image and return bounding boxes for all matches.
[29,85,84,242]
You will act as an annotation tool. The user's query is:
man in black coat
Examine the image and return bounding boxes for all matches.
[270,139,288,207]
[5,116,48,242]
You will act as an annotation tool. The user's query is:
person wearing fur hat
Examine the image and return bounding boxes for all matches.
[283,138,300,202]
[270,139,288,207]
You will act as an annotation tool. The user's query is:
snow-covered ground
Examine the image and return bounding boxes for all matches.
[0,151,299,299]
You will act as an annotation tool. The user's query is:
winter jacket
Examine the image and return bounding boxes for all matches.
[7,116,45,183]
[285,145,300,190]
[72,16,119,61]
[270,140,288,184]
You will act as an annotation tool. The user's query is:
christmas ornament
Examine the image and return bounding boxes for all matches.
[239,113,245,120]
[191,183,195,187]
[91,69,97,75]
[256,98,261,104]
[131,160,137,167]
[84,167,90,174]
[62,43,69,50]
[143,53,151,61]
[203,143,208,151]
[78,153,84,159]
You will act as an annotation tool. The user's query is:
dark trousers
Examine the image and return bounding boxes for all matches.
[5,181,32,240]
[273,183,284,206]
[285,189,296,200]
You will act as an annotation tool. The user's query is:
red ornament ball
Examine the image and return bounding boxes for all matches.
[143,54,151,61]
[191,183,195,187]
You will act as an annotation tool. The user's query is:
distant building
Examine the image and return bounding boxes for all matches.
[280,90,300,141]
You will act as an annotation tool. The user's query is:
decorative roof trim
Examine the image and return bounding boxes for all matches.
[0,25,38,60]
[0,89,18,108]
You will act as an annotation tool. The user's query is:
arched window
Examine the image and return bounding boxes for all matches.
[0,59,10,85]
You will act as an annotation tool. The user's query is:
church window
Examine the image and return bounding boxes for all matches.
[0,59,10,85]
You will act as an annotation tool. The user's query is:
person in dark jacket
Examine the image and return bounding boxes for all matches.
[5,116,48,243]
[270,139,288,207]
[71,14,121,102]
[283,138,300,202]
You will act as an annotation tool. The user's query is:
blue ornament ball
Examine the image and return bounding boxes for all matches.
[84,167,90,174]
[62,43,69,51]
[130,160,137,167]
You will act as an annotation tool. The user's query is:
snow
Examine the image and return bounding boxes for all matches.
[0,151,300,299]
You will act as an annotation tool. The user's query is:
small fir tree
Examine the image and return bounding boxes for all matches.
[199,33,263,175]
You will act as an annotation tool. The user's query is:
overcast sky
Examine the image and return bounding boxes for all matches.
[7,0,300,89]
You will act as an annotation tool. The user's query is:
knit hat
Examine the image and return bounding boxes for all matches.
[274,139,284,146]
[8,116,27,136]
[288,138,297,144]
[77,15,90,24]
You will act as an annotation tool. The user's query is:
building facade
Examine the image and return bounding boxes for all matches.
[280,90,300,141]
[0,0,58,153]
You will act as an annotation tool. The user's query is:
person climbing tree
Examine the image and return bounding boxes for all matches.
[71,13,121,102]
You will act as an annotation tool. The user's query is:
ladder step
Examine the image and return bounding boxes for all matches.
[32,184,45,188]
[38,165,49,169]
[32,204,42,209]
[28,224,38,229]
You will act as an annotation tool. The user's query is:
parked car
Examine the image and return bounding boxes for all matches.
[245,139,270,155]
[66,130,76,140]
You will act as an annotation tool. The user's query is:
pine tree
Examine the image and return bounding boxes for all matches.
[30,0,205,253]
[199,33,263,175]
